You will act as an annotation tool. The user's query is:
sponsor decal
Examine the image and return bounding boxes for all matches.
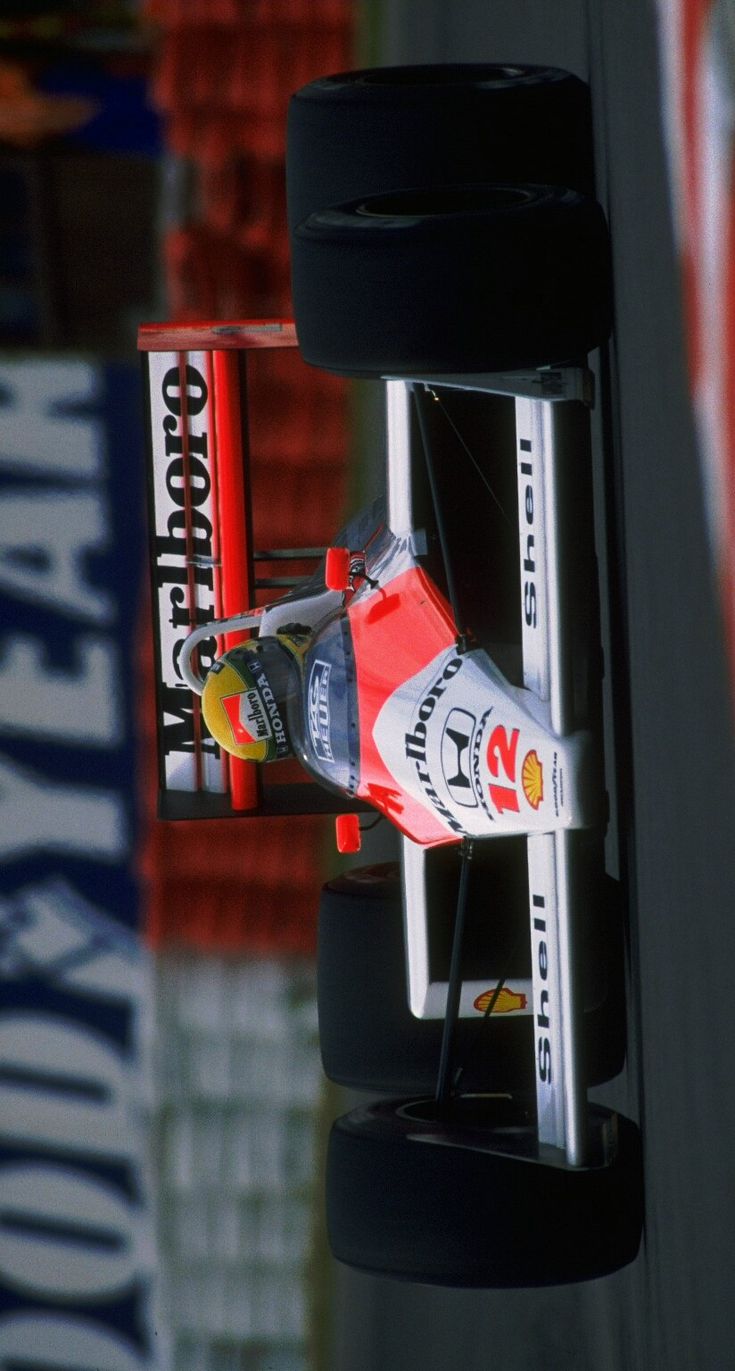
[0,358,161,1365]
[404,655,465,835]
[521,749,543,809]
[520,457,537,630]
[440,708,477,808]
[486,721,521,815]
[551,750,562,817]
[472,708,495,820]
[249,657,288,755]
[149,354,224,790]
[533,894,552,1085]
[473,986,528,1014]
[482,725,546,818]
[308,659,333,762]
[517,419,550,702]
[223,689,271,748]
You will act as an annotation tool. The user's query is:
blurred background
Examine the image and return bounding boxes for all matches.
[0,4,359,1371]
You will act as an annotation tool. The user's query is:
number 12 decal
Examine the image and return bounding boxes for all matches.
[487,724,520,813]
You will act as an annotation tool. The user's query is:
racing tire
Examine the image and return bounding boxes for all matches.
[326,1096,643,1287]
[317,864,485,1096]
[286,63,594,234]
[318,864,625,1095]
[291,184,612,377]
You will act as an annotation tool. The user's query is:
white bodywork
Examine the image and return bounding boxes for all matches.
[390,376,596,1166]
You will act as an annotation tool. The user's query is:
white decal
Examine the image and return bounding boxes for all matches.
[0,634,121,744]
[308,660,333,762]
[0,1163,152,1300]
[0,754,126,863]
[148,351,225,793]
[0,359,103,480]
[0,1313,155,1371]
[0,489,113,624]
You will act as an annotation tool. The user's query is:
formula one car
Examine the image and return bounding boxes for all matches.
[140,63,642,1288]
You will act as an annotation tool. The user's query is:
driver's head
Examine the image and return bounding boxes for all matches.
[202,636,297,762]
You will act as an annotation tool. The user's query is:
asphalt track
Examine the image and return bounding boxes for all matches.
[324,3,735,1369]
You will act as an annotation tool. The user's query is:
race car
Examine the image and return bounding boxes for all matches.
[140,63,643,1288]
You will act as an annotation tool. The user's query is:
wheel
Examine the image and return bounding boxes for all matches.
[317,863,519,1095]
[291,183,612,377]
[326,1096,643,1287]
[318,863,625,1094]
[286,63,594,233]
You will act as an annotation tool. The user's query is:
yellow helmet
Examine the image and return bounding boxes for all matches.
[201,637,296,762]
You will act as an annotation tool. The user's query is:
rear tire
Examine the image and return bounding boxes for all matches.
[287,63,594,232]
[317,863,517,1095]
[292,184,611,376]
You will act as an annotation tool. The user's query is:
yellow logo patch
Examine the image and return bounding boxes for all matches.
[521,749,543,810]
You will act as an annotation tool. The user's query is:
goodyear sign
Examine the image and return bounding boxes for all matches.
[0,360,163,1368]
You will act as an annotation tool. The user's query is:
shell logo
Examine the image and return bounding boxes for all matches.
[473,986,528,1014]
[521,749,543,809]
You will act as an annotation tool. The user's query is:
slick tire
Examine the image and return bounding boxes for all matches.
[326,1096,643,1287]
[317,864,624,1095]
[317,863,515,1096]
[286,63,594,233]
[291,184,611,376]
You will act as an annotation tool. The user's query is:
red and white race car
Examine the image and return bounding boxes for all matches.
[141,63,642,1288]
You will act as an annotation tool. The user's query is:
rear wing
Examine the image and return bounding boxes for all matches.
[138,318,361,821]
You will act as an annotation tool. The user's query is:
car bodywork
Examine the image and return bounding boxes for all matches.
[140,318,612,1171]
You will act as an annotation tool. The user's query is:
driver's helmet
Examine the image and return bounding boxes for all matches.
[202,635,300,762]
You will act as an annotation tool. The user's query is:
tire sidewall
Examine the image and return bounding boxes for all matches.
[287,63,594,232]
[317,866,535,1095]
[327,1098,643,1286]
[292,183,611,375]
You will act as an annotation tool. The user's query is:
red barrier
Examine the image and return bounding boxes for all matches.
[141,0,354,952]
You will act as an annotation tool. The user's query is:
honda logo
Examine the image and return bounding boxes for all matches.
[440,709,477,808]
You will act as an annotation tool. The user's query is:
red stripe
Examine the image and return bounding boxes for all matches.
[349,567,462,848]
[204,348,230,797]
[178,354,204,793]
[138,318,298,352]
[213,348,258,810]
[722,141,735,670]
[681,0,714,385]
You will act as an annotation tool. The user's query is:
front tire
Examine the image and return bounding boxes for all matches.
[327,1096,643,1287]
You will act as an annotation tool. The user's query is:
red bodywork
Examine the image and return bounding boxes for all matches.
[348,566,461,846]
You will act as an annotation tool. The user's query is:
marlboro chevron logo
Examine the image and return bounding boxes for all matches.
[223,689,271,748]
